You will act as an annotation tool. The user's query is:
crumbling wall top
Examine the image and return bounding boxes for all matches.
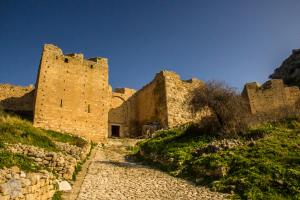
[43,44,108,65]
[44,44,63,54]
[114,88,136,95]
[244,79,285,91]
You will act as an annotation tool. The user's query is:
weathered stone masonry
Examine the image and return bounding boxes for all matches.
[243,79,300,114]
[109,88,136,137]
[108,71,209,137]
[1,44,299,142]
[33,44,110,142]
[0,84,34,117]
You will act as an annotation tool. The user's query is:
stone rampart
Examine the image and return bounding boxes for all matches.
[164,71,208,127]
[33,44,110,142]
[242,79,300,114]
[115,71,209,136]
[0,84,34,114]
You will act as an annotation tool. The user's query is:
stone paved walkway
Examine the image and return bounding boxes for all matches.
[77,139,227,200]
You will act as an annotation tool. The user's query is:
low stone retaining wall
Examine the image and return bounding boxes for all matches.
[6,142,91,181]
[0,166,55,200]
[55,141,91,160]
[7,144,77,180]
[1,141,92,199]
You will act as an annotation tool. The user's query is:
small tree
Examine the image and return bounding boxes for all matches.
[190,81,249,137]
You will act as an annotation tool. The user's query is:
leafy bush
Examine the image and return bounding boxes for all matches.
[190,81,249,138]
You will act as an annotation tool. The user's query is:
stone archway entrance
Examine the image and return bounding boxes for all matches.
[108,95,128,137]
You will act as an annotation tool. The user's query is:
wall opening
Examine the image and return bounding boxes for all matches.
[60,99,63,108]
[111,125,120,137]
[88,104,91,113]
[64,58,69,63]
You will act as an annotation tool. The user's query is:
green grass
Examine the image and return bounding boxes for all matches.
[0,150,40,172]
[0,113,88,151]
[0,114,58,151]
[52,191,62,200]
[0,111,92,199]
[72,142,96,181]
[0,112,90,174]
[135,120,300,199]
[136,125,216,173]
[45,130,88,147]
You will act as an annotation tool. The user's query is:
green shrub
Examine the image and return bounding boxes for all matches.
[190,81,250,138]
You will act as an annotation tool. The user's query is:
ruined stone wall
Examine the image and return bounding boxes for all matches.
[0,84,34,112]
[108,88,136,137]
[164,71,207,127]
[131,72,169,134]
[242,79,300,114]
[33,44,110,142]
[0,167,55,200]
[124,71,208,136]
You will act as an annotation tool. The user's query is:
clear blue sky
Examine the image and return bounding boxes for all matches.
[0,0,300,90]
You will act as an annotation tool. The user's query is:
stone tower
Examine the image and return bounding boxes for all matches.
[33,44,110,142]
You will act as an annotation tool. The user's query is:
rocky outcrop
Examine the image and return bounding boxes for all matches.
[0,166,55,200]
[270,49,300,87]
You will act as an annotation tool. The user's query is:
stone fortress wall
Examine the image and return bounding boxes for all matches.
[109,88,136,137]
[164,71,209,127]
[1,44,300,142]
[108,71,210,137]
[242,79,300,114]
[108,72,169,137]
[33,44,110,142]
[0,84,34,113]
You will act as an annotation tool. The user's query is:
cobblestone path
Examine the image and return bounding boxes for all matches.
[77,139,227,200]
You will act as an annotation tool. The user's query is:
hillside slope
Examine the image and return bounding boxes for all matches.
[134,120,300,199]
[0,111,92,199]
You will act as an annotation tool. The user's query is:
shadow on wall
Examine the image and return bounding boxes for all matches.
[109,98,142,138]
[0,90,35,121]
